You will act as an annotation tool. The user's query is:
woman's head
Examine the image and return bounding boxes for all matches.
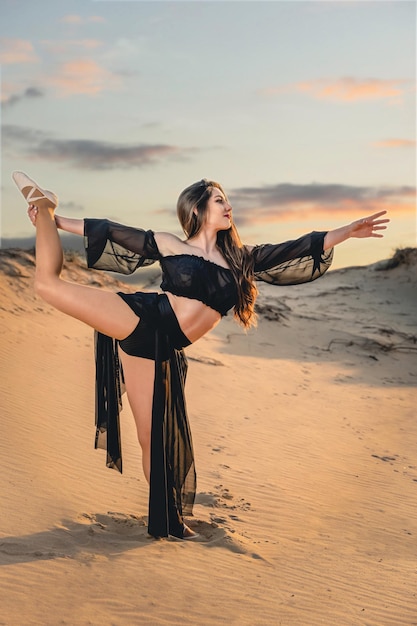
[177,179,231,238]
[177,179,258,329]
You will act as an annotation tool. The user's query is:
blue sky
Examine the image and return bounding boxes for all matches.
[1,0,415,268]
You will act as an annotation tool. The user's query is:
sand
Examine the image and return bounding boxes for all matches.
[1,247,416,626]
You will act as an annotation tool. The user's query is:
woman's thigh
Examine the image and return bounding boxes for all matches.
[118,348,155,445]
[39,278,139,340]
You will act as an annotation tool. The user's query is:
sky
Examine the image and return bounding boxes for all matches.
[1,0,416,269]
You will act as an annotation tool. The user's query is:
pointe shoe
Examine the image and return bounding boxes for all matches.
[12,171,58,210]
[181,524,200,540]
[167,524,200,541]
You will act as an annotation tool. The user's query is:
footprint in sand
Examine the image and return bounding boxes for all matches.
[195,487,251,512]
[187,519,266,561]
[76,511,148,541]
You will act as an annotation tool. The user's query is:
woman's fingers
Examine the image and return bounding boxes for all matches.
[372,220,390,225]
[362,211,390,225]
[350,211,390,239]
[364,210,388,220]
[27,204,38,225]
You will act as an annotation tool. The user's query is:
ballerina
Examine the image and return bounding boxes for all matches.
[12,171,389,540]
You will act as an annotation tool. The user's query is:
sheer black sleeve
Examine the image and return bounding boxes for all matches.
[84,218,160,275]
[250,231,333,285]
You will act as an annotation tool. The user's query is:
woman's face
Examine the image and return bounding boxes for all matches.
[202,187,233,232]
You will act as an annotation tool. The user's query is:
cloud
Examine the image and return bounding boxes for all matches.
[3,124,49,143]
[373,138,416,149]
[60,15,106,25]
[35,139,191,169]
[61,14,83,24]
[45,59,120,96]
[40,39,103,54]
[2,86,45,108]
[262,77,409,103]
[229,183,415,226]
[3,124,197,170]
[0,38,38,64]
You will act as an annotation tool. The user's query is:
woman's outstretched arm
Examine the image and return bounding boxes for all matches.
[323,210,389,251]
[55,215,84,235]
[28,208,159,273]
[27,207,85,236]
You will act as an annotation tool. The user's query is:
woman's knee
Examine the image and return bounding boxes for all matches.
[34,275,60,302]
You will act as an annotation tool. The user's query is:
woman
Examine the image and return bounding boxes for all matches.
[12,172,389,540]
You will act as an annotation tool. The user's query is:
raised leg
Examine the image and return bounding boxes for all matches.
[33,206,139,340]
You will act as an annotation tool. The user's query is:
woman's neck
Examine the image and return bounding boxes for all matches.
[186,229,219,255]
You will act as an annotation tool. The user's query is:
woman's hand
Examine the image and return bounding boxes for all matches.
[27,204,38,225]
[348,210,390,239]
[27,206,83,234]
[323,210,390,250]
[27,205,62,229]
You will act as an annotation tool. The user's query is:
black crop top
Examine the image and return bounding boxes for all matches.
[84,219,333,316]
[159,254,237,316]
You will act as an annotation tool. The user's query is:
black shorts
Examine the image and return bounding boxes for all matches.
[117,291,191,360]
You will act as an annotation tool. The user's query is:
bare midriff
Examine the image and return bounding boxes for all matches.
[165,292,221,344]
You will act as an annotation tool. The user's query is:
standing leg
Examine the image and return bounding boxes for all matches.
[118,348,154,483]
[118,348,197,539]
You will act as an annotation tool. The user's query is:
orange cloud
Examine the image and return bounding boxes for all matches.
[0,38,38,64]
[61,14,82,24]
[373,138,416,149]
[262,77,408,103]
[40,39,103,54]
[242,200,415,225]
[231,184,416,228]
[0,81,18,102]
[46,59,119,96]
[61,15,105,24]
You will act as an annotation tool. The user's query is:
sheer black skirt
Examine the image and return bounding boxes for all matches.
[94,291,195,539]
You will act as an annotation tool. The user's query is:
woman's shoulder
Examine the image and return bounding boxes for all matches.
[153,231,185,256]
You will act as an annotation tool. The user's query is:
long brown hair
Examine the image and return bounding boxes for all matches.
[176,179,258,328]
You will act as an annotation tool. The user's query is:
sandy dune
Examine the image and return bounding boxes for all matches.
[1,247,416,625]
